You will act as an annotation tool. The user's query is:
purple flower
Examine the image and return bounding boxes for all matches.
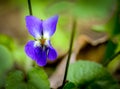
[25,15,58,66]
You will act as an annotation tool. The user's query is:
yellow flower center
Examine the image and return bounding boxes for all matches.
[40,37,46,45]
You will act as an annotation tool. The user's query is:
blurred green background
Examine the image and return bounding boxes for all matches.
[0,0,119,88]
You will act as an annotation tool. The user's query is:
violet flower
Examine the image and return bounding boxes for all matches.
[25,15,58,66]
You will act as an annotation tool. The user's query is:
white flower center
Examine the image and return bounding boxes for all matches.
[34,36,49,47]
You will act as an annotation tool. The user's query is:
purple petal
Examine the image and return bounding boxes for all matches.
[43,15,58,38]
[48,46,57,61]
[25,40,36,60]
[25,41,47,66]
[25,16,43,38]
[47,41,57,61]
[36,47,47,66]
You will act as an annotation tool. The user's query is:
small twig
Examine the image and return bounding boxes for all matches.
[103,51,120,66]
[27,0,33,15]
[61,18,76,88]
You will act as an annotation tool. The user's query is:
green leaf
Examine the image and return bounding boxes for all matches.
[101,40,117,66]
[0,45,13,74]
[27,67,50,89]
[5,71,27,89]
[5,68,50,89]
[86,80,120,89]
[86,79,120,89]
[0,74,6,88]
[63,82,78,89]
[0,45,13,88]
[67,60,117,88]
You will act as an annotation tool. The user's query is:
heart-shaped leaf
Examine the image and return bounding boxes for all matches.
[0,45,13,88]
[5,67,50,89]
[67,60,119,88]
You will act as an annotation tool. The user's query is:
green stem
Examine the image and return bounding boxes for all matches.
[103,0,120,66]
[28,0,33,15]
[103,51,120,66]
[61,19,76,88]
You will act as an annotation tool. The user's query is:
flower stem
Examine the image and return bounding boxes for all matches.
[27,0,33,15]
[103,51,120,66]
[62,18,76,87]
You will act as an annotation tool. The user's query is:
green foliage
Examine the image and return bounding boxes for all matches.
[47,0,116,20]
[0,45,13,87]
[115,35,120,53]
[51,27,70,52]
[27,67,50,89]
[0,35,17,88]
[107,54,120,74]
[92,5,119,36]
[101,0,119,66]
[5,67,50,89]
[6,71,27,89]
[12,46,33,70]
[0,35,15,51]
[63,82,78,89]
[107,35,120,72]
[0,45,13,74]
[102,40,117,66]
[85,80,120,89]
[67,60,119,88]
[0,74,6,89]
[90,0,119,36]
[0,0,119,89]
[92,15,116,35]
